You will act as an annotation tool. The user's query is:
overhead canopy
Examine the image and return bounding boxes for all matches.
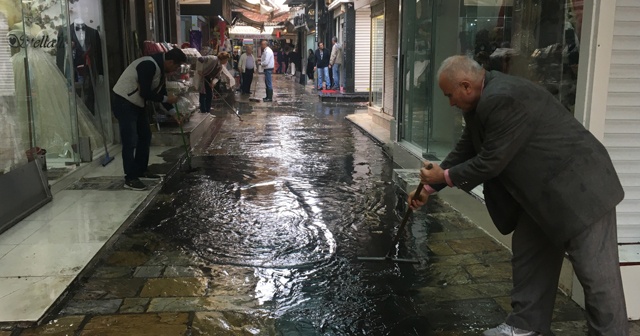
[230,0,277,15]
[233,11,266,31]
[229,25,276,39]
[284,0,313,5]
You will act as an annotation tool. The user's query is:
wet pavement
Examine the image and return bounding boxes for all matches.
[6,76,640,335]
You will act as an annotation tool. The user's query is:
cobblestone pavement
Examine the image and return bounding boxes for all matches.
[5,76,639,335]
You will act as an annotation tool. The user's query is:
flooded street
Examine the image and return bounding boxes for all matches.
[142,79,435,334]
[9,76,606,336]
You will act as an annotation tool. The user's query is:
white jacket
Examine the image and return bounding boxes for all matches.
[113,55,163,108]
[238,53,256,73]
[261,47,274,70]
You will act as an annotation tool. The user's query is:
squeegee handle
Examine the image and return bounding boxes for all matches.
[387,163,433,255]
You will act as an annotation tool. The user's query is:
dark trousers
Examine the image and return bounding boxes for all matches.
[241,69,254,93]
[199,81,212,112]
[112,95,151,181]
[506,209,628,335]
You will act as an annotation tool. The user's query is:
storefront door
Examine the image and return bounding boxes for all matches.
[398,0,436,156]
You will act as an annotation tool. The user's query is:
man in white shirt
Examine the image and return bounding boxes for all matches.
[238,45,255,94]
[260,40,274,102]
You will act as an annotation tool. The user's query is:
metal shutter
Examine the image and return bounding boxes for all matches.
[605,0,640,243]
[354,8,371,92]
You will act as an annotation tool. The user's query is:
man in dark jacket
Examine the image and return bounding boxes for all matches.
[314,42,330,90]
[410,56,628,336]
[112,48,187,190]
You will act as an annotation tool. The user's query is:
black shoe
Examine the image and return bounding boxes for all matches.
[124,178,146,191]
[262,97,272,102]
[140,172,163,179]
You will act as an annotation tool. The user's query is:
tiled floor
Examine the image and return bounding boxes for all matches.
[0,147,172,322]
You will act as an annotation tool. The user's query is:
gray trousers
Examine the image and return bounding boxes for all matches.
[506,209,628,335]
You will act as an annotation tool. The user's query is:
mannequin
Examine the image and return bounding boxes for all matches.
[56,17,104,115]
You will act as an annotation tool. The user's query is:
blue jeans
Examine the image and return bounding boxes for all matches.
[332,64,341,89]
[112,95,151,181]
[264,68,273,91]
[317,67,329,89]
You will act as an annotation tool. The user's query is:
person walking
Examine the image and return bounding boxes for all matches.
[278,46,289,76]
[238,45,255,94]
[329,37,343,91]
[409,55,629,336]
[274,48,282,74]
[260,40,274,102]
[112,48,187,191]
[306,48,316,82]
[314,42,330,90]
[288,48,301,79]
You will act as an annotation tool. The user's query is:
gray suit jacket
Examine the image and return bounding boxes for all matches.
[433,71,624,245]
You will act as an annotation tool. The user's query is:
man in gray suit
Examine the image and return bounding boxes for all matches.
[409,56,628,336]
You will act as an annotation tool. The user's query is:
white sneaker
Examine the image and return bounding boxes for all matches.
[482,323,541,336]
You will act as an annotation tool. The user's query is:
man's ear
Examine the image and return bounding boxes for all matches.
[460,81,472,92]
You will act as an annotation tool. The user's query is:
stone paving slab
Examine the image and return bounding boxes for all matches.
[140,277,208,297]
[18,316,85,336]
[60,299,122,315]
[80,313,189,336]
[72,278,145,300]
[118,298,150,314]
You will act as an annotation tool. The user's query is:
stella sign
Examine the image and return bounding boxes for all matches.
[8,33,58,49]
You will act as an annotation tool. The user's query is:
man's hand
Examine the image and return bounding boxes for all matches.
[408,189,429,211]
[166,94,179,105]
[420,161,445,185]
[329,64,332,69]
[172,113,184,125]
[313,66,317,71]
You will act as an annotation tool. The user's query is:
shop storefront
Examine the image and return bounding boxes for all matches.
[0,0,111,230]
[397,0,583,161]
[0,0,111,175]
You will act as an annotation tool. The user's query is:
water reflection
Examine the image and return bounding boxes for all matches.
[137,98,432,334]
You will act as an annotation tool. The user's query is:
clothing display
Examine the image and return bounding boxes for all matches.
[12,30,103,157]
[56,19,104,115]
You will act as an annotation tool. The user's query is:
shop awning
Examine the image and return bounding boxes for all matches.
[229,25,276,39]
[231,0,276,14]
[233,11,266,31]
[327,0,352,11]
[284,0,313,5]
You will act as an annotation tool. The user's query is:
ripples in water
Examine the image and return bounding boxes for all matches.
[137,105,433,335]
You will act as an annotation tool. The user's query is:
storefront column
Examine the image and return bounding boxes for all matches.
[343,4,356,92]
[574,0,616,140]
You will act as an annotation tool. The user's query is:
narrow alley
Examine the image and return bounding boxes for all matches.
[4,76,637,336]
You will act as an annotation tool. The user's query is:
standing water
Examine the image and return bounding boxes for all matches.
[137,91,437,335]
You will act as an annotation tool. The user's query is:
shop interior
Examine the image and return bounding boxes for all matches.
[399,0,583,161]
